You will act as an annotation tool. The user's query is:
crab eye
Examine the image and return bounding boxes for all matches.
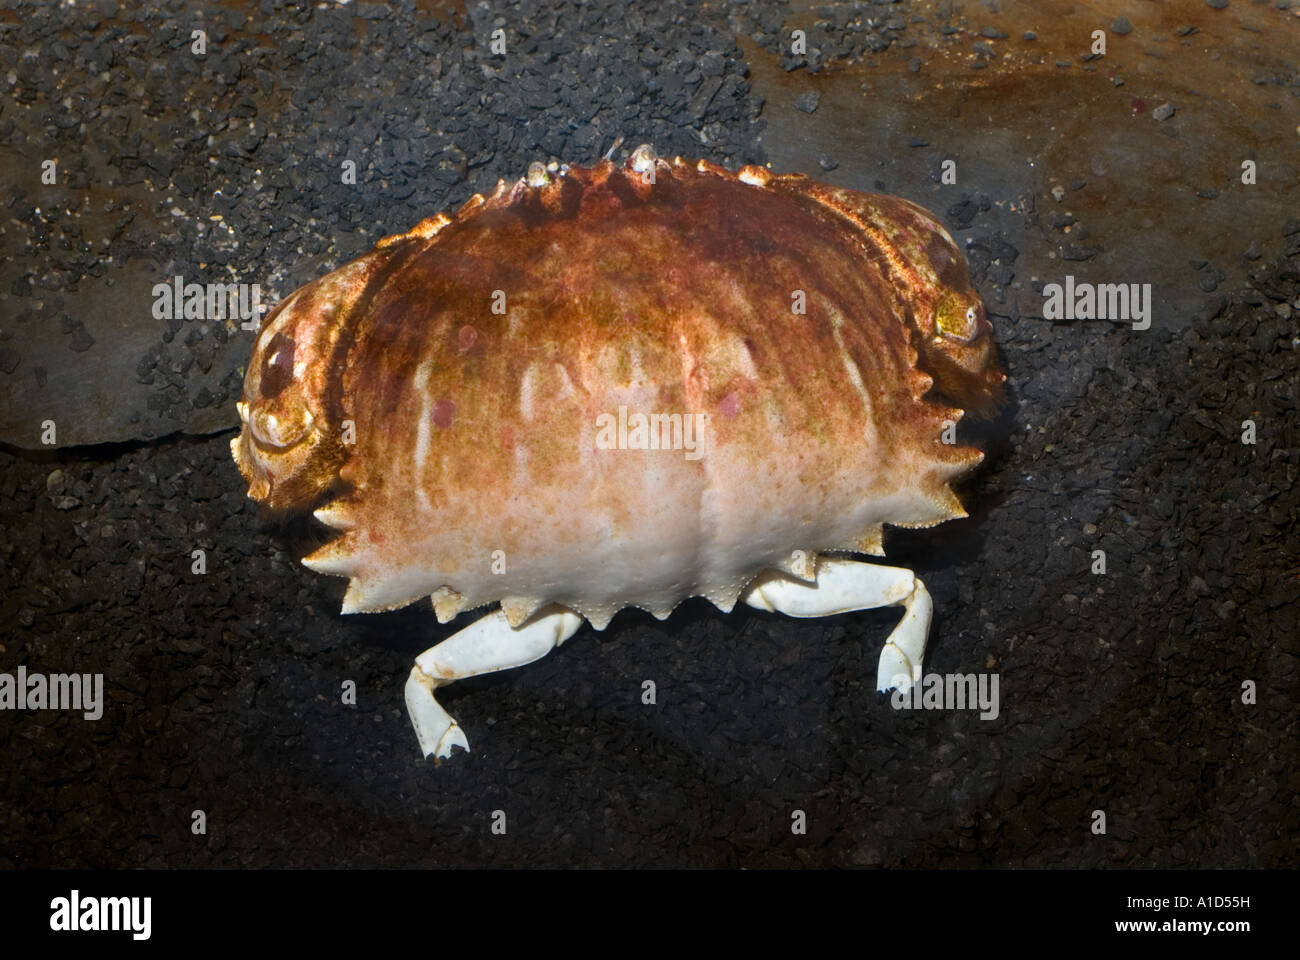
[935,294,979,342]
[249,398,313,450]
[247,332,315,449]
[260,333,296,399]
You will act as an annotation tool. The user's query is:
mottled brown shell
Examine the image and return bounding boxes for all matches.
[232,150,1004,628]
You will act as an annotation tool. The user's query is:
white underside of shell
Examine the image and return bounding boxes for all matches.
[302,473,960,627]
[405,556,931,761]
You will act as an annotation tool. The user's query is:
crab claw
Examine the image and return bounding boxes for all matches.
[402,606,585,761]
[405,667,471,760]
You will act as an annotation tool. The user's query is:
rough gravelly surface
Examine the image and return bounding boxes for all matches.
[1,0,1296,868]
[0,0,764,444]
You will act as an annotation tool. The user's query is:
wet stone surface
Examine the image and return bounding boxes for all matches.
[0,0,766,445]
[0,0,1296,867]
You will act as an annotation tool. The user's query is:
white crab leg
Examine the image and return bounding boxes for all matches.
[741,557,932,692]
[405,605,584,760]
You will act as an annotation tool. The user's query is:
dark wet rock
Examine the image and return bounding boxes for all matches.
[795,91,821,113]
[1060,242,1100,261]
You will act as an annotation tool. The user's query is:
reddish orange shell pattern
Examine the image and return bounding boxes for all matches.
[232,151,1004,628]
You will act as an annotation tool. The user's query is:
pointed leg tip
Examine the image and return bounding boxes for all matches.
[417,728,470,762]
[406,668,469,763]
[876,645,919,693]
[435,725,470,759]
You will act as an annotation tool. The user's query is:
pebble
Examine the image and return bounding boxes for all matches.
[795,91,821,114]
[1152,102,1176,121]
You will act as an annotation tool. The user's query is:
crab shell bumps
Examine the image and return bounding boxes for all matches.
[232,145,1005,760]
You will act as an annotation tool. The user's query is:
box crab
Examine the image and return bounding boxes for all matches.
[232,145,1004,761]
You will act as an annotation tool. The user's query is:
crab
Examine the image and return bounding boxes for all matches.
[231,144,1005,761]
